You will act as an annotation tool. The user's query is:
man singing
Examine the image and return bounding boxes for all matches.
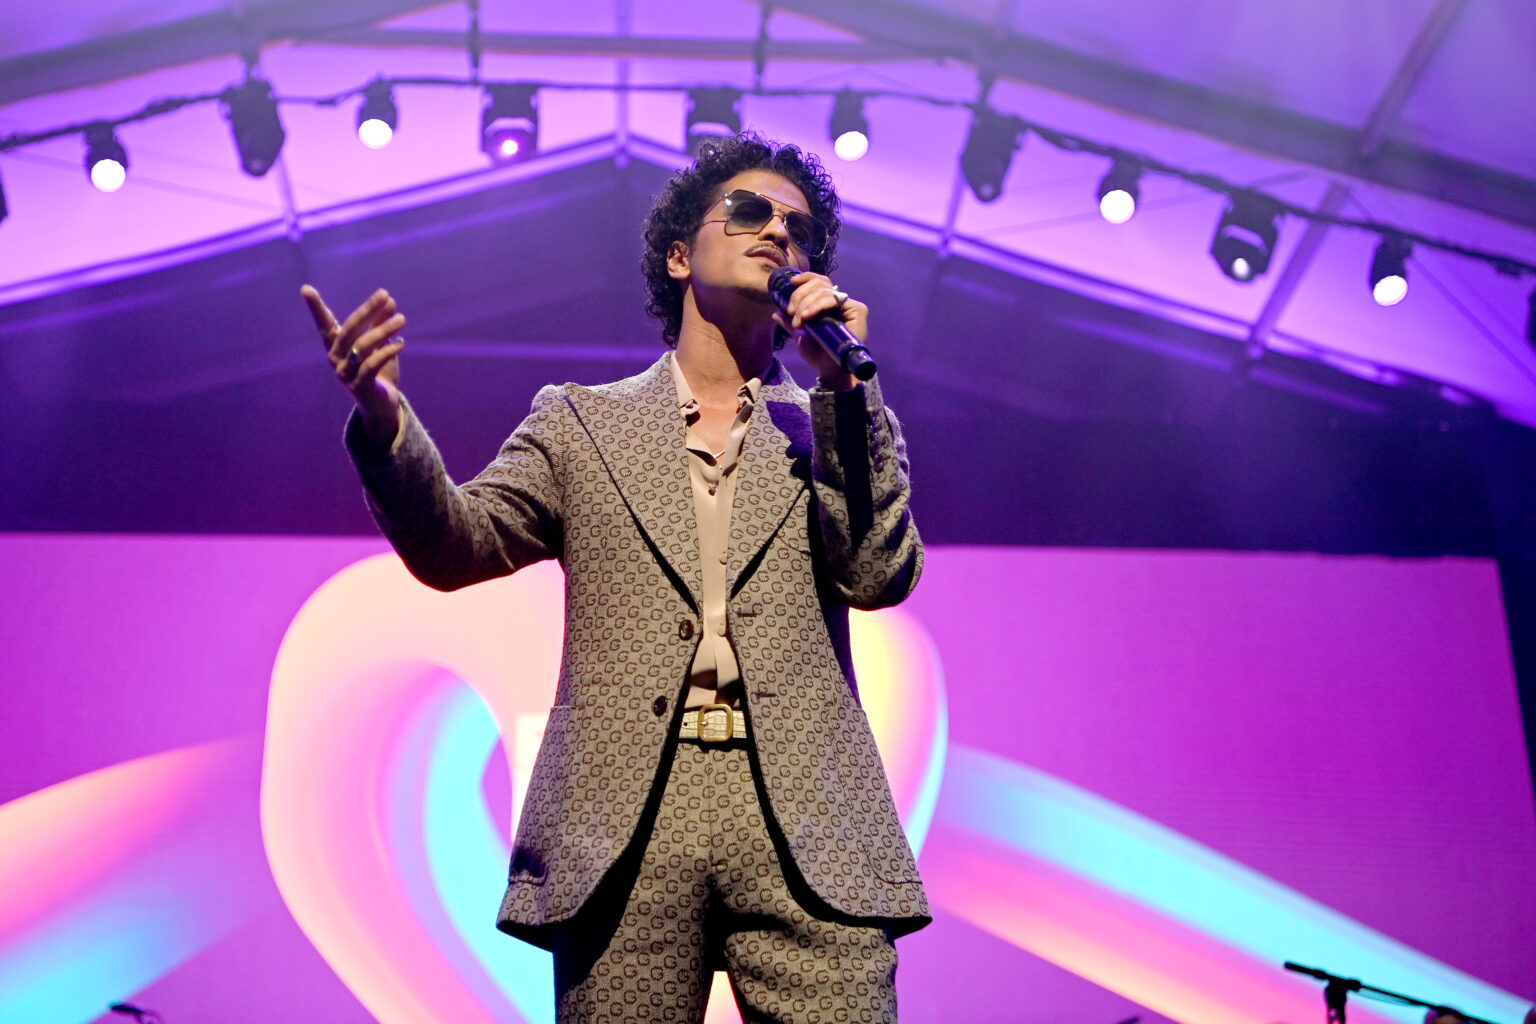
[302,131,928,1022]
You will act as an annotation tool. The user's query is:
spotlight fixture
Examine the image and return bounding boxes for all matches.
[1526,287,1535,351]
[1210,192,1282,282]
[357,80,398,150]
[84,123,128,193]
[222,76,285,177]
[959,106,1023,203]
[1097,160,1141,224]
[685,88,741,158]
[829,90,869,162]
[1369,234,1411,307]
[481,84,539,163]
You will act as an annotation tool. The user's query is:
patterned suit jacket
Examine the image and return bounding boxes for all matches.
[348,353,930,948]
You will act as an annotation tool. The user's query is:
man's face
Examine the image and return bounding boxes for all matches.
[668,169,815,304]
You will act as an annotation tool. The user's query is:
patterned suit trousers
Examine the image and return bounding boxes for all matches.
[550,736,899,1023]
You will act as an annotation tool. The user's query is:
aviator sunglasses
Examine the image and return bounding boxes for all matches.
[707,189,829,257]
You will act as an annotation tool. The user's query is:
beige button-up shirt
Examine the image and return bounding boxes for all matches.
[667,352,761,710]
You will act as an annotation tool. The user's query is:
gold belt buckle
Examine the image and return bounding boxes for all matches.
[697,702,734,743]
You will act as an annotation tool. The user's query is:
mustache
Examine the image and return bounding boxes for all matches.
[746,246,787,266]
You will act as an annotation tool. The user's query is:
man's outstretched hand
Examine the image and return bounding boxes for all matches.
[303,284,406,447]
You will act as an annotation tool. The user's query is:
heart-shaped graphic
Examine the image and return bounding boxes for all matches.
[261,554,946,1024]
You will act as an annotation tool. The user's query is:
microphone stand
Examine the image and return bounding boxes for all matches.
[109,1003,164,1024]
[1284,962,1507,1024]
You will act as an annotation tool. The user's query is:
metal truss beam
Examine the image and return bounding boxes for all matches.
[2,0,1531,232]
[0,0,438,106]
[294,27,917,63]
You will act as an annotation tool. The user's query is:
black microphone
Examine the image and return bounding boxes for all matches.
[1284,962,1330,981]
[768,267,876,382]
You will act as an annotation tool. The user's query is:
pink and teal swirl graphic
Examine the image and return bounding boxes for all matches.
[0,741,270,1021]
[923,746,1530,1024]
[0,537,1531,1023]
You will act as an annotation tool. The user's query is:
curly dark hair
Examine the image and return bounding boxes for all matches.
[641,131,843,348]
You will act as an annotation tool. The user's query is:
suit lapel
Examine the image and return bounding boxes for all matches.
[728,367,811,596]
[565,357,702,610]
[564,356,812,607]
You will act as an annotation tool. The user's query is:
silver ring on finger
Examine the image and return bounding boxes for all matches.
[831,287,850,305]
[345,346,362,374]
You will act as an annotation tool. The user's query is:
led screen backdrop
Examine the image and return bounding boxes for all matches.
[1,534,1532,1024]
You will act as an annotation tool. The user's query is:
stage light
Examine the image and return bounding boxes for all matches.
[1369,235,1410,306]
[829,90,869,162]
[1097,160,1141,224]
[960,106,1023,203]
[222,77,285,177]
[84,123,128,193]
[686,88,741,158]
[1210,192,1282,282]
[1526,288,1535,351]
[481,84,538,163]
[357,80,397,150]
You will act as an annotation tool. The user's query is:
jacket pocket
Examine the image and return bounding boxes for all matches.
[506,704,575,882]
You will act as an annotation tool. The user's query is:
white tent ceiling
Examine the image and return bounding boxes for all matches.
[2,0,1534,423]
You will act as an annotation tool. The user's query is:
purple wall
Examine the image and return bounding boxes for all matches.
[3,534,1531,1023]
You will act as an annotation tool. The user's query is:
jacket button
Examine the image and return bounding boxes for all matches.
[678,619,694,640]
[652,696,668,717]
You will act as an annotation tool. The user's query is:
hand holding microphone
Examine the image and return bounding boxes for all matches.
[768,267,877,385]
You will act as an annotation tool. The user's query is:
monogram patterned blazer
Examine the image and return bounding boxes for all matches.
[348,353,929,947]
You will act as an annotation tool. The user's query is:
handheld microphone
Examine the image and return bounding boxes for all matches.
[768,267,876,381]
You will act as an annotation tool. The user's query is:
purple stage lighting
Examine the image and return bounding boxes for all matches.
[481,85,539,165]
[222,77,285,177]
[356,80,397,150]
[830,90,870,162]
[84,123,128,193]
[1370,235,1410,306]
[1526,288,1535,350]
[686,87,741,158]
[1211,192,1282,282]
[960,106,1024,203]
[1098,161,1141,225]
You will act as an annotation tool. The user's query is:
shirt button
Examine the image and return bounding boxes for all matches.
[718,551,728,564]
[715,621,727,637]
[652,696,668,717]
[678,619,694,640]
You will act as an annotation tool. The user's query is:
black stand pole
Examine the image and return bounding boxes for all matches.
[1325,976,1357,1024]
[1285,962,1508,1024]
